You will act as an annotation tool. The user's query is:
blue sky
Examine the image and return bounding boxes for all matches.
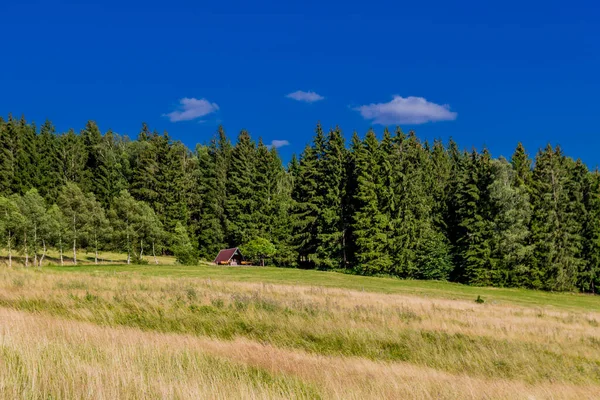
[2,0,600,165]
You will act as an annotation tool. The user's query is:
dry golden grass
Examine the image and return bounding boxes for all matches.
[1,267,599,399]
[1,307,599,399]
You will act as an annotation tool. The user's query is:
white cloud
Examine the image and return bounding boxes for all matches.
[286,90,324,103]
[355,95,457,125]
[164,97,219,122]
[269,140,290,149]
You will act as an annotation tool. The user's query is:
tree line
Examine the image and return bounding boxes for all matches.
[0,114,598,293]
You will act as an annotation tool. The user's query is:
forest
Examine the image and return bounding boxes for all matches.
[0,114,598,293]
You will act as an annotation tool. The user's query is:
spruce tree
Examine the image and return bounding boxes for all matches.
[453,150,494,285]
[488,158,533,287]
[58,129,88,186]
[315,127,346,268]
[291,144,320,266]
[530,145,581,291]
[193,141,226,259]
[36,120,61,202]
[226,130,257,245]
[353,130,391,274]
[582,170,600,293]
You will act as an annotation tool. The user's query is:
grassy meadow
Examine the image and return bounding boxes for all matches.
[0,259,599,398]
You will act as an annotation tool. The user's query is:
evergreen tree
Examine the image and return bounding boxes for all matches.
[353,130,392,274]
[130,125,160,207]
[58,129,88,186]
[488,158,533,286]
[315,127,346,268]
[291,144,320,266]
[582,170,600,293]
[36,120,61,201]
[531,145,582,291]
[172,221,198,265]
[453,150,494,285]
[0,115,20,195]
[192,141,226,259]
[81,120,103,193]
[226,130,257,245]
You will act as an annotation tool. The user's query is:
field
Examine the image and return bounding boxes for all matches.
[0,261,599,399]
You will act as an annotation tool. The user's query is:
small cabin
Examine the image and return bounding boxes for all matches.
[214,247,246,265]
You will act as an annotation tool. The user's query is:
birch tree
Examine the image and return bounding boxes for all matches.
[0,195,24,267]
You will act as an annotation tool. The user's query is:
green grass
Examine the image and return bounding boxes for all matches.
[46,263,600,312]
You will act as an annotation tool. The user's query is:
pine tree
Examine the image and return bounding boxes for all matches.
[15,116,38,193]
[453,150,494,285]
[158,138,190,231]
[291,144,320,266]
[353,130,391,274]
[58,129,88,186]
[93,130,129,207]
[315,127,346,268]
[488,158,534,287]
[193,141,226,259]
[0,115,19,195]
[130,125,160,207]
[342,132,362,268]
[36,120,62,201]
[226,130,257,245]
[582,170,600,293]
[81,120,103,193]
[172,221,198,265]
[531,145,582,291]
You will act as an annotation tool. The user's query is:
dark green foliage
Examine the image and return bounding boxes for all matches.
[291,144,320,267]
[315,127,346,269]
[352,130,392,274]
[531,146,583,291]
[226,130,258,245]
[2,113,598,293]
[582,171,600,293]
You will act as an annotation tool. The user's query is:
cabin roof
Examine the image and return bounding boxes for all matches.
[214,247,242,264]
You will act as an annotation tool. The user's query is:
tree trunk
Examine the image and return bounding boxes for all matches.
[40,239,46,268]
[24,232,28,268]
[8,232,12,268]
[126,223,130,265]
[95,236,98,265]
[152,241,158,265]
[72,215,77,265]
[73,238,77,265]
[140,239,144,260]
[59,237,64,266]
[33,226,38,267]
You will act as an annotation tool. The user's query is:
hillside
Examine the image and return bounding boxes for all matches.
[0,264,598,399]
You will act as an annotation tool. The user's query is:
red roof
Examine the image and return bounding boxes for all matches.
[214,248,241,264]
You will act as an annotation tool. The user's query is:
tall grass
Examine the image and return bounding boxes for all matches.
[47,262,600,311]
[1,267,599,393]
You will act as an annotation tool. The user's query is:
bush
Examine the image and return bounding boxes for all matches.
[172,222,198,265]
